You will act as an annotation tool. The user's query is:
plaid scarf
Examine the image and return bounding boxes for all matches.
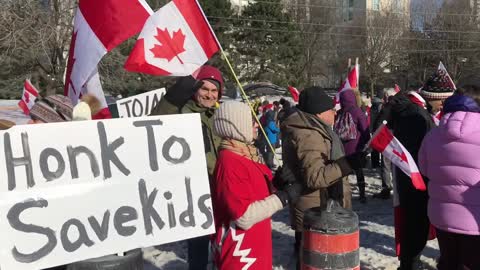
[219,139,262,163]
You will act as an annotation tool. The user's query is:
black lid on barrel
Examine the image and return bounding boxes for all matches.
[303,200,359,234]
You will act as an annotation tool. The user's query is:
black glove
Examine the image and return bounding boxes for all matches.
[164,76,201,108]
[344,152,366,170]
[275,182,303,206]
[272,165,297,190]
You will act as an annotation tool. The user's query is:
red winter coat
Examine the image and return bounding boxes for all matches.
[211,149,273,270]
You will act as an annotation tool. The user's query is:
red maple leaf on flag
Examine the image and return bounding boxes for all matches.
[24,92,30,103]
[64,31,78,96]
[150,28,186,63]
[392,149,408,163]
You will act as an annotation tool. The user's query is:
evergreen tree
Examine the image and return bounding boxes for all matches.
[231,0,306,87]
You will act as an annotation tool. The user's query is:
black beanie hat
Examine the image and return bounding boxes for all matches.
[298,87,334,114]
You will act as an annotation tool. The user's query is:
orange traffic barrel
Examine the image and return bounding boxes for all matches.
[301,200,360,270]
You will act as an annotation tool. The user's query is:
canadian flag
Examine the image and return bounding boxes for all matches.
[288,86,300,102]
[334,63,359,110]
[368,124,426,191]
[125,0,221,76]
[18,79,40,115]
[64,0,152,118]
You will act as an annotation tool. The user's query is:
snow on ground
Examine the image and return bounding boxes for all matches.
[143,168,440,270]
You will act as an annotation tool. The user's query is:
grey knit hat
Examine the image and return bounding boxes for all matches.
[214,101,253,143]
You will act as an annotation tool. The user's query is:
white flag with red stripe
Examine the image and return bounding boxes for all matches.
[124,0,221,76]
[334,63,359,110]
[368,124,426,191]
[64,0,152,118]
[18,79,40,115]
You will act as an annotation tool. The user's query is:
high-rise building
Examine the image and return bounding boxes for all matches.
[305,0,412,87]
[471,0,480,21]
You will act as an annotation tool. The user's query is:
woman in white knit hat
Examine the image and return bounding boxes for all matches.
[211,101,302,270]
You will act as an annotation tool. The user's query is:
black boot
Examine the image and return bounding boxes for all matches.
[359,183,366,203]
[398,258,412,270]
[398,256,422,270]
[373,188,391,199]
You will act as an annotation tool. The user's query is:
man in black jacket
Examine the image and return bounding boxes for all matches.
[386,93,435,270]
[388,76,454,269]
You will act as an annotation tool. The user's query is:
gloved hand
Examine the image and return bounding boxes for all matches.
[275,182,303,207]
[272,165,297,190]
[343,152,366,170]
[164,76,201,108]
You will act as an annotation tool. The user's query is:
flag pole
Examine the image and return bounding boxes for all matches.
[195,0,279,165]
[220,50,281,164]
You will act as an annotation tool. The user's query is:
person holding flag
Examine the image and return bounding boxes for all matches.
[149,65,224,269]
[125,0,225,266]
[381,89,436,269]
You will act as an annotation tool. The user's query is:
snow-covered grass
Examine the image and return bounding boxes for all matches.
[143,168,440,270]
[354,170,439,270]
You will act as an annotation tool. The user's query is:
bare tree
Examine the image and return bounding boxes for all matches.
[406,0,480,86]
[0,0,76,97]
[360,9,408,97]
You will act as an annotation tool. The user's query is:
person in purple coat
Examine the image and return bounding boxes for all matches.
[335,89,371,203]
[419,78,480,270]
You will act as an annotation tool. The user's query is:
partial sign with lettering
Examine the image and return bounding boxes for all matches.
[116,88,166,118]
[0,114,213,270]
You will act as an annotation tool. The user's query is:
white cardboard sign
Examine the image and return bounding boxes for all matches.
[0,114,213,270]
[116,88,166,118]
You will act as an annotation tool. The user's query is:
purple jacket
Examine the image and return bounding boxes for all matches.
[419,111,480,235]
[338,90,371,155]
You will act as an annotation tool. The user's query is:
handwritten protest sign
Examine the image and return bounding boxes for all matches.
[0,114,213,270]
[116,88,166,118]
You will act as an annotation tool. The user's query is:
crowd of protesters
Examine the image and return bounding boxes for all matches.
[1,64,479,270]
